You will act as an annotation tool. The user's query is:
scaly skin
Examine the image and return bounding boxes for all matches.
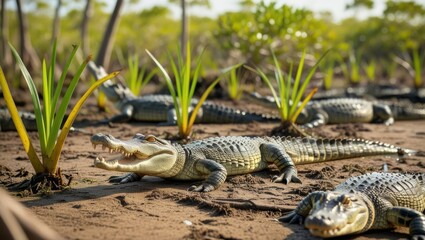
[0,108,37,131]
[313,84,425,103]
[90,133,415,192]
[279,172,425,239]
[248,92,425,127]
[87,61,279,124]
[0,108,83,133]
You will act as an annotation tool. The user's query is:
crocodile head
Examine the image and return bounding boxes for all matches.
[91,133,177,175]
[304,191,371,238]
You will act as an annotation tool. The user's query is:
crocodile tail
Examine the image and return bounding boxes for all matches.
[87,61,136,102]
[277,137,413,164]
[199,102,280,123]
[397,148,417,156]
[388,101,425,120]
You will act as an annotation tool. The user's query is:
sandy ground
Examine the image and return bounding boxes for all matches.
[0,98,424,240]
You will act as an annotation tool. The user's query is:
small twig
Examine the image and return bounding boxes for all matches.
[212,198,295,212]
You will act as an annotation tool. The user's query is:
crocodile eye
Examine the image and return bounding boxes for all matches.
[340,195,351,205]
[134,133,145,139]
[145,135,156,142]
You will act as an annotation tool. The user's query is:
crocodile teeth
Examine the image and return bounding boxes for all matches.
[92,144,97,149]
[109,148,113,153]
[95,156,105,162]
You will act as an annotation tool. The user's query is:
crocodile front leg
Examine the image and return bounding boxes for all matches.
[301,109,328,128]
[372,103,394,125]
[260,144,302,184]
[109,173,144,183]
[279,191,325,224]
[188,159,227,192]
[387,207,425,239]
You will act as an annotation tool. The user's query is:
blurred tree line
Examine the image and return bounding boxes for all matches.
[1,0,425,87]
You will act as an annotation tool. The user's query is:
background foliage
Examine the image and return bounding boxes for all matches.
[1,0,425,87]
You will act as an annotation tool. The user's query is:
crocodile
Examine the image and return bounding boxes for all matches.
[248,92,425,128]
[279,172,425,239]
[87,61,278,124]
[313,84,425,103]
[90,133,415,192]
[0,108,84,133]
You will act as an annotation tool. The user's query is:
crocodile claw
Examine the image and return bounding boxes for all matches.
[188,183,215,192]
[108,173,142,184]
[278,211,305,225]
[412,235,425,240]
[272,167,302,184]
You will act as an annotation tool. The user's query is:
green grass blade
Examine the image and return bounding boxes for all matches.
[413,48,423,88]
[47,56,90,156]
[245,65,281,109]
[42,59,51,138]
[49,71,120,173]
[146,49,181,125]
[289,50,329,117]
[189,48,205,100]
[9,43,48,154]
[292,51,306,102]
[188,76,222,136]
[0,67,44,173]
[52,45,79,113]
[291,88,317,123]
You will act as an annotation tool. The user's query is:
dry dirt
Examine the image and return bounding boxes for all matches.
[0,97,424,240]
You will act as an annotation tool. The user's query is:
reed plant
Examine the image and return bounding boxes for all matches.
[223,66,244,101]
[246,49,328,132]
[349,50,361,84]
[146,44,233,139]
[125,54,157,95]
[412,47,424,88]
[0,42,118,191]
[364,59,376,82]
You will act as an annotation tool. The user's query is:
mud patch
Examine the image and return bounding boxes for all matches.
[227,174,266,185]
[290,181,335,196]
[331,123,370,137]
[305,166,336,179]
[184,227,239,240]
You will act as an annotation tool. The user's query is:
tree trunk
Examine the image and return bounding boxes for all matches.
[0,0,12,76]
[180,0,188,58]
[81,0,92,57]
[15,0,40,74]
[95,0,123,70]
[51,0,62,45]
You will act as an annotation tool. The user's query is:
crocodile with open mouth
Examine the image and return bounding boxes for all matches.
[279,172,425,239]
[90,133,415,192]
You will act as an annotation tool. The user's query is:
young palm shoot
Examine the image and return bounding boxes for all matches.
[223,66,244,101]
[412,48,424,88]
[322,58,335,91]
[349,50,361,85]
[146,45,234,139]
[364,59,376,82]
[125,54,157,95]
[0,43,118,193]
[246,50,328,136]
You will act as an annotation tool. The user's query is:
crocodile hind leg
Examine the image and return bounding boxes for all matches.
[187,159,227,192]
[300,110,329,128]
[109,173,144,183]
[387,207,425,239]
[260,144,302,184]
